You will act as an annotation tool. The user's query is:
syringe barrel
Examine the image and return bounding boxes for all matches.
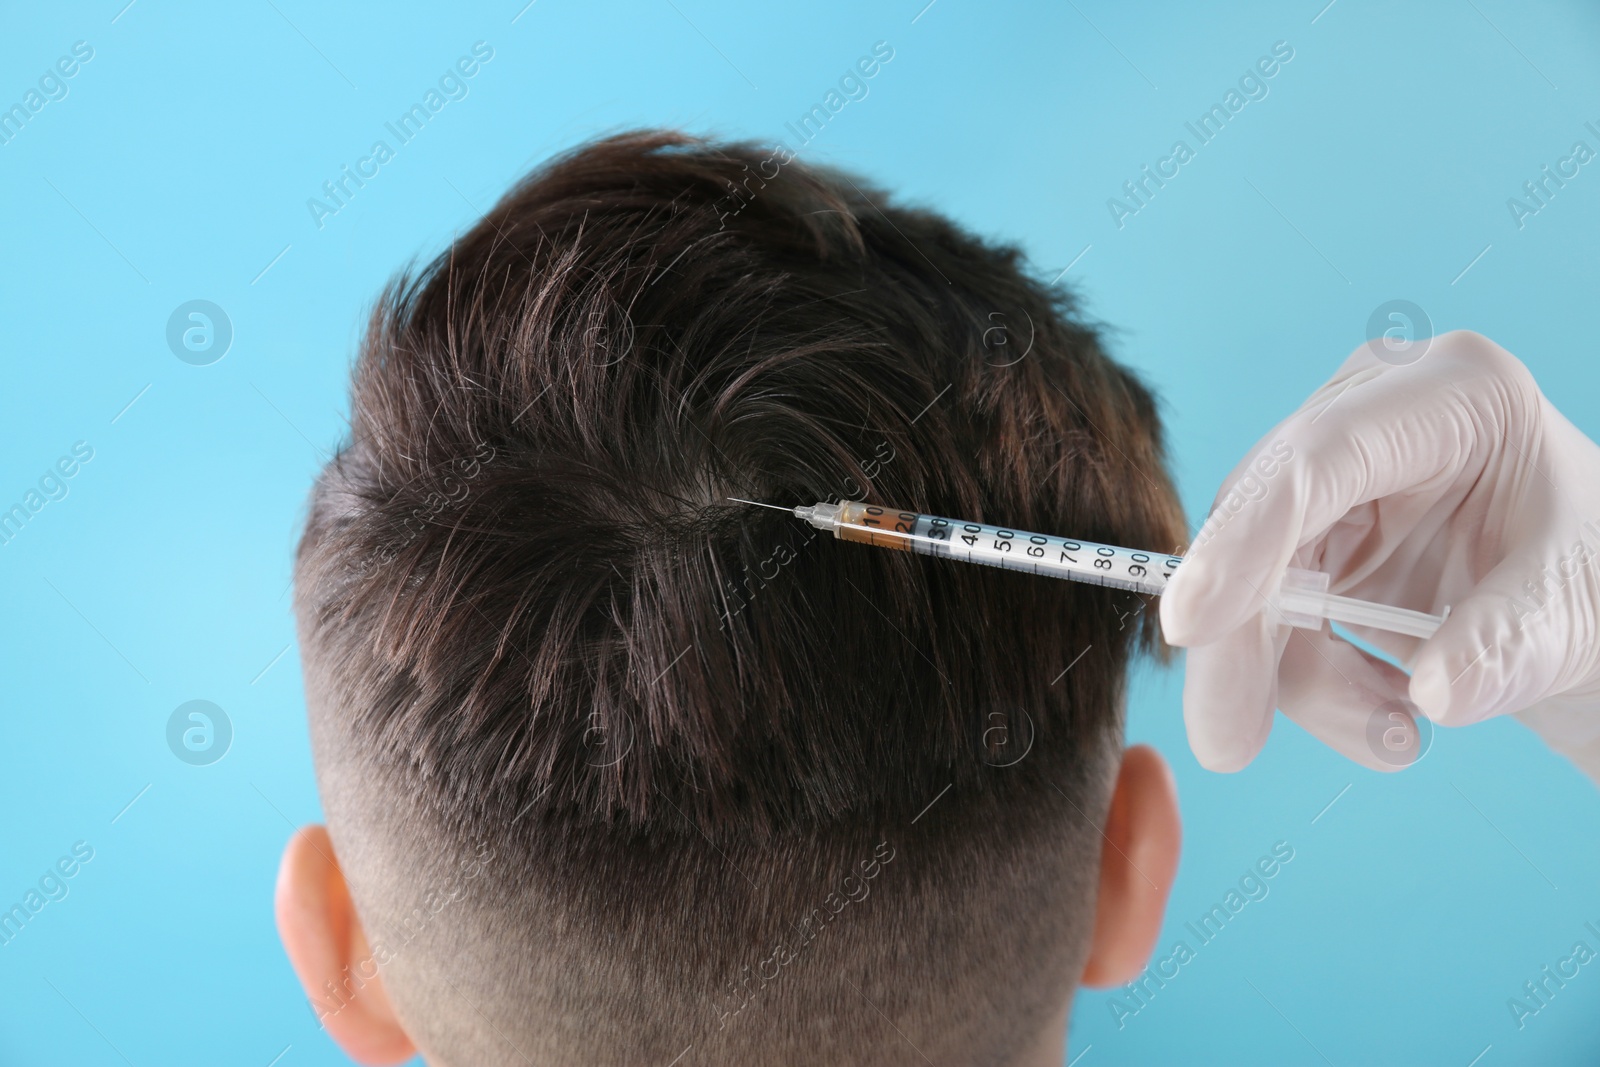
[815,500,1180,595]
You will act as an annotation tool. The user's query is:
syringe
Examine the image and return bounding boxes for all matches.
[731,498,1448,640]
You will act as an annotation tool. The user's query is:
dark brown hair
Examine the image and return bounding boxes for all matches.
[295,130,1186,1065]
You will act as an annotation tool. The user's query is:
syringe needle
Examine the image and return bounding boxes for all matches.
[727,497,798,512]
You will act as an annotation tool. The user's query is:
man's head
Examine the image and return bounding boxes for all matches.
[278,131,1186,1066]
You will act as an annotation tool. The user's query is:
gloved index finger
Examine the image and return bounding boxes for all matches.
[1161,353,1471,648]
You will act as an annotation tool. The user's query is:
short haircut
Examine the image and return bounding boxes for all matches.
[294,130,1186,1065]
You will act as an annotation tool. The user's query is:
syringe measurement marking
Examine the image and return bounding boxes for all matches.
[850,506,1180,595]
[920,514,1178,595]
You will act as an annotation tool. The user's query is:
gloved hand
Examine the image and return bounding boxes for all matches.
[1160,330,1600,777]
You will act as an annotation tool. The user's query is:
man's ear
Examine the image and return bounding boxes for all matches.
[1079,744,1182,988]
[275,825,417,1065]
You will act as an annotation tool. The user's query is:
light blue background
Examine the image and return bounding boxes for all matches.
[3,1,1599,1064]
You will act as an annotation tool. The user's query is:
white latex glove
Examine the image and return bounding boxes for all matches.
[1160,330,1600,778]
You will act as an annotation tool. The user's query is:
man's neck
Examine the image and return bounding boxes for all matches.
[1013,998,1072,1067]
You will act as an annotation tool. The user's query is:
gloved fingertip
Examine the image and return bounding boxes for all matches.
[1158,587,1198,647]
[1162,557,1225,646]
[1187,711,1273,771]
[1409,658,1452,723]
[1193,743,1256,774]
